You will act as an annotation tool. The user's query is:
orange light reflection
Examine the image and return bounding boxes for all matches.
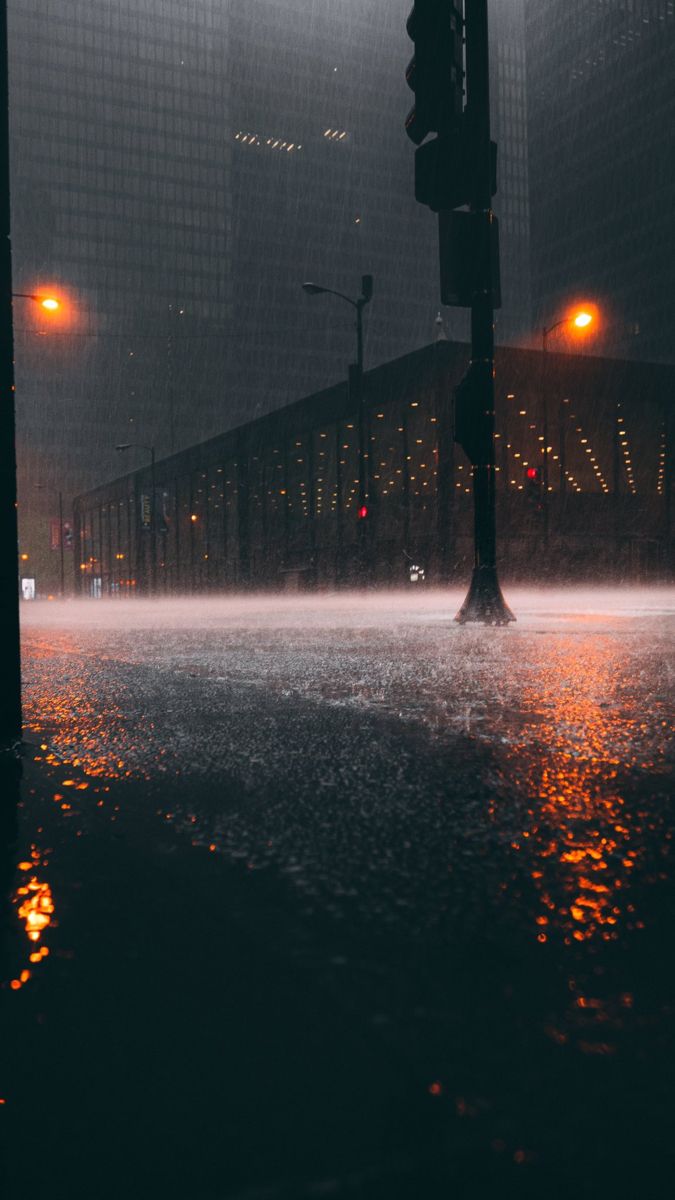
[23,632,135,780]
[8,845,56,992]
[498,634,654,947]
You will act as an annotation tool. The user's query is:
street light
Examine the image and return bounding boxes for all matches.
[13,292,61,311]
[116,442,156,594]
[34,485,65,597]
[573,311,593,329]
[301,275,373,578]
[541,306,597,544]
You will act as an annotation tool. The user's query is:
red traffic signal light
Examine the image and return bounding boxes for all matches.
[525,466,542,508]
[357,505,369,520]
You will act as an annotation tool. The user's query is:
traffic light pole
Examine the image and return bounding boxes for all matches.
[541,331,550,548]
[150,446,157,595]
[356,297,366,519]
[302,275,372,584]
[455,0,514,624]
[0,0,22,750]
[58,489,65,597]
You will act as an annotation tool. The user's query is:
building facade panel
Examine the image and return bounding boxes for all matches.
[12,1,533,592]
[74,343,675,595]
[525,0,675,361]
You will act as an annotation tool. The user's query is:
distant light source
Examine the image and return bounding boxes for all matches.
[20,552,29,561]
[40,296,60,312]
[573,310,593,328]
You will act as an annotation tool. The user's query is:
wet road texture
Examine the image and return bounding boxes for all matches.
[2,587,674,1198]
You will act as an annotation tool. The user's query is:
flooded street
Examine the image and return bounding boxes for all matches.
[4,0,674,1193]
[2,588,674,1197]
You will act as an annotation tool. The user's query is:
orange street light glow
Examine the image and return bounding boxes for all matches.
[40,296,60,311]
[573,311,593,328]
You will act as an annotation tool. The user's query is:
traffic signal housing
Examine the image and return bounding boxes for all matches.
[439,209,501,307]
[405,1,464,146]
[525,466,542,507]
[415,131,497,212]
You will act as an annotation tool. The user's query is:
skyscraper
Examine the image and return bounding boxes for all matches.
[489,0,531,345]
[525,0,675,361]
[9,0,531,586]
[10,0,233,482]
[227,0,532,417]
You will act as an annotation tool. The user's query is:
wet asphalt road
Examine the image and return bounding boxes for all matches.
[2,587,675,1198]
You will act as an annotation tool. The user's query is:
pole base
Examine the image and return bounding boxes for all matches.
[455,566,515,625]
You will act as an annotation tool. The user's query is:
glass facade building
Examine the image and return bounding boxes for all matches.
[489,0,532,348]
[226,0,532,417]
[73,341,675,596]
[9,1,532,588]
[525,0,675,362]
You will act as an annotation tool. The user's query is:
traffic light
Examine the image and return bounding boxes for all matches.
[357,505,369,521]
[415,132,497,212]
[405,1,464,146]
[439,209,501,307]
[406,5,498,221]
[525,466,542,507]
[453,361,492,466]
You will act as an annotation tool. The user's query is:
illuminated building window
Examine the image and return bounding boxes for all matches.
[616,408,636,494]
[235,131,302,152]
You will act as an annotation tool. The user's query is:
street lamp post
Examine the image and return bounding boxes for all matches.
[541,309,594,546]
[0,297,61,741]
[302,275,373,581]
[1,0,21,748]
[12,292,61,311]
[2,0,63,748]
[58,488,64,596]
[116,442,156,594]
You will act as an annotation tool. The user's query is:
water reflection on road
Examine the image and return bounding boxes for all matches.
[3,590,674,1190]
[489,624,672,1062]
[496,629,666,946]
[11,847,54,991]
[13,592,675,957]
[22,629,143,782]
